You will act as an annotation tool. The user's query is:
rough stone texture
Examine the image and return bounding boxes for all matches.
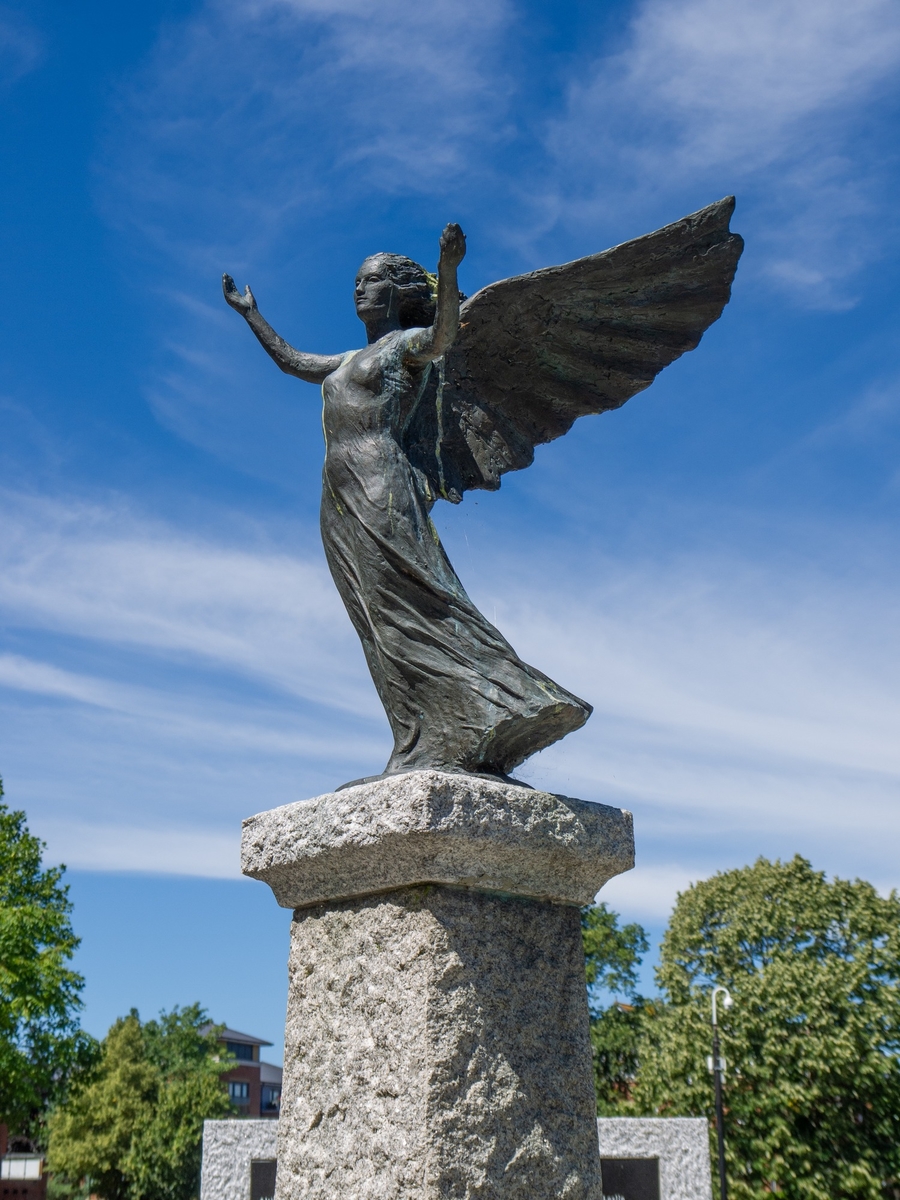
[241,770,633,909]
[200,1119,277,1200]
[277,885,602,1200]
[597,1119,712,1200]
[245,772,633,1199]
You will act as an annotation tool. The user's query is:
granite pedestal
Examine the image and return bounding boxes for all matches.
[597,1119,713,1199]
[242,770,634,1200]
[200,1120,277,1200]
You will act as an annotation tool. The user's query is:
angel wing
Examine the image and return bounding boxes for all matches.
[404,196,743,503]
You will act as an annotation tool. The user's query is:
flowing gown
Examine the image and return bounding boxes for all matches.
[319,333,590,778]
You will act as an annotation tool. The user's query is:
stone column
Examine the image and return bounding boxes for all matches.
[241,770,634,1200]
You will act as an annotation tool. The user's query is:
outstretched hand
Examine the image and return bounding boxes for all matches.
[439,223,466,269]
[222,273,257,315]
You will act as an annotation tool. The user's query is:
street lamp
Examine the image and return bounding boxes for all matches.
[709,986,734,1200]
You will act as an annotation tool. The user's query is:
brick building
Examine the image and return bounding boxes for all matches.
[0,1127,46,1200]
[0,1156,46,1200]
[213,1026,282,1118]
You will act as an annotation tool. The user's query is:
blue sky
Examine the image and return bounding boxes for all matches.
[2,0,900,1054]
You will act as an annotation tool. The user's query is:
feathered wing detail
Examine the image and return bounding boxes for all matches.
[404,197,743,502]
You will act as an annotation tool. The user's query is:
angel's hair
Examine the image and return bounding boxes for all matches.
[365,253,466,329]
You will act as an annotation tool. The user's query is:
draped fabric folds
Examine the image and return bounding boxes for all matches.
[320,348,589,778]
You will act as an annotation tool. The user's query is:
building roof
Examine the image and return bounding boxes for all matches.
[200,1024,273,1047]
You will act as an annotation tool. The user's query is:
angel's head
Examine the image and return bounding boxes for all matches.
[355,254,437,331]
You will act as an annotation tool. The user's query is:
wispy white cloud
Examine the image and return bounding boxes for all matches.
[803,370,900,448]
[0,651,379,760]
[254,0,513,173]
[0,492,374,715]
[0,7,42,87]
[595,863,701,923]
[1,679,389,875]
[543,579,900,782]
[0,653,119,708]
[0,490,389,874]
[101,0,513,269]
[588,0,900,170]
[545,0,900,307]
[4,488,899,889]
[460,533,900,887]
[40,819,243,879]
[92,0,518,478]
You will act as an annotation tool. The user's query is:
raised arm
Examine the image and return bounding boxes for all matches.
[222,275,343,385]
[404,224,466,366]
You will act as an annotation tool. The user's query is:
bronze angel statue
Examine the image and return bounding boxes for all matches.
[224,198,742,783]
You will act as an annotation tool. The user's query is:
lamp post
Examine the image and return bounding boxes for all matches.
[709,986,734,1200]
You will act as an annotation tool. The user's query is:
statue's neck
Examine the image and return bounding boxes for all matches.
[364,316,402,343]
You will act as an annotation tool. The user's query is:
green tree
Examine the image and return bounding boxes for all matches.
[0,778,98,1142]
[631,856,900,1199]
[48,1005,234,1200]
[581,902,651,1113]
[582,902,648,1002]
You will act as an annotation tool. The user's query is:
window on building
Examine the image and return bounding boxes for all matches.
[260,1086,281,1114]
[228,1081,250,1102]
[225,1041,255,1061]
[1,1161,43,1182]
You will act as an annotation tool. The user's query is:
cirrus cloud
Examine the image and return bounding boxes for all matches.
[544,0,900,307]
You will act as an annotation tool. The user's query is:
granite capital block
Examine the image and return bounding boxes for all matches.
[241,770,634,909]
[243,771,634,1200]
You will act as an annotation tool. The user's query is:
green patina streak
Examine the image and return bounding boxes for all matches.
[434,355,450,500]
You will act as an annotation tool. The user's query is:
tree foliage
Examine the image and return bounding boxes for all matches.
[581,902,650,1113]
[631,856,900,1199]
[582,902,648,1006]
[0,778,98,1141]
[48,1006,234,1200]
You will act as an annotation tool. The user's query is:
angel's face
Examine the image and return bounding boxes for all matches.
[355,257,399,325]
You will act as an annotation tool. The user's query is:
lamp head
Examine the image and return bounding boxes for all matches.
[722,993,734,1010]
